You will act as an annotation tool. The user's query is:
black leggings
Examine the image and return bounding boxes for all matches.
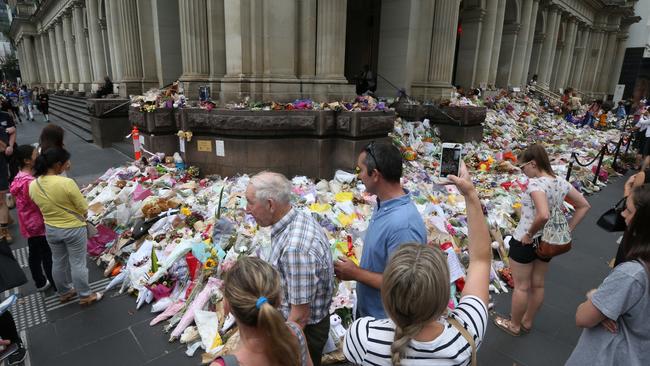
[0,311,20,344]
[28,235,55,290]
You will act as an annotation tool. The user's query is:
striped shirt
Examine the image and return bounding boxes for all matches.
[344,296,487,366]
[269,207,334,325]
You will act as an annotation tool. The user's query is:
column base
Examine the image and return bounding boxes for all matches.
[77,83,92,93]
[119,81,144,97]
[142,81,160,93]
[219,76,355,103]
[410,82,455,101]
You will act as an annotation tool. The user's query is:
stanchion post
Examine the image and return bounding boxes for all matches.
[593,145,606,185]
[612,135,624,171]
[566,152,576,181]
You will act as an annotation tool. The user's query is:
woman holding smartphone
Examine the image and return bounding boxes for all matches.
[494,144,590,336]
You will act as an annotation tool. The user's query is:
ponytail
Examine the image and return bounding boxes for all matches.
[257,302,301,366]
[34,147,70,177]
[223,257,302,366]
[391,324,425,366]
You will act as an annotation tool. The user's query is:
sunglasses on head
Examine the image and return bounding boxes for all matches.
[364,141,381,173]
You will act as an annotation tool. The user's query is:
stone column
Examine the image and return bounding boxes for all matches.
[571,27,589,90]
[475,0,499,88]
[550,42,563,91]
[87,0,108,88]
[47,28,61,88]
[179,0,210,96]
[496,23,519,87]
[62,11,80,89]
[207,0,227,86]
[455,5,485,89]
[417,0,461,99]
[15,42,28,85]
[38,34,54,88]
[509,0,533,87]
[488,0,506,87]
[555,17,578,91]
[521,0,539,85]
[117,0,144,96]
[597,30,619,93]
[34,35,48,86]
[137,0,159,91]
[298,0,317,79]
[106,0,123,84]
[55,20,70,87]
[581,28,605,93]
[73,2,92,92]
[529,33,544,79]
[537,6,559,88]
[262,0,297,78]
[316,0,347,79]
[609,31,629,94]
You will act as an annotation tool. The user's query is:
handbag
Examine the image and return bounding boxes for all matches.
[596,197,627,232]
[0,240,27,292]
[36,178,97,238]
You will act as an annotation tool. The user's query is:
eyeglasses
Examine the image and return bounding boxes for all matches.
[518,161,532,170]
[364,141,381,173]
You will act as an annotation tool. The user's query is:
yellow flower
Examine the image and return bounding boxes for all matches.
[204,259,217,269]
[335,192,354,202]
[180,207,192,216]
[309,203,332,213]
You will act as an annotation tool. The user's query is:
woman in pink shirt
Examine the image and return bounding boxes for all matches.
[9,144,55,292]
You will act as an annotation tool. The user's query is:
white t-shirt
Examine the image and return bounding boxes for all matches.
[513,176,571,242]
[344,296,487,366]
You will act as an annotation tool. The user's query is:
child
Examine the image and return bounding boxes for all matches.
[9,145,55,292]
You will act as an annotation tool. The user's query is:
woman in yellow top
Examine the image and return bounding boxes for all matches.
[29,148,102,306]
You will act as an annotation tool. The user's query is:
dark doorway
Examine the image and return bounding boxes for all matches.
[344,0,381,85]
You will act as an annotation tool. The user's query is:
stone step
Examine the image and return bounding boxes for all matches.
[50,94,88,109]
[48,98,93,142]
[49,116,93,142]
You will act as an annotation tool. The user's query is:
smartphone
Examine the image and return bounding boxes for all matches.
[439,143,462,178]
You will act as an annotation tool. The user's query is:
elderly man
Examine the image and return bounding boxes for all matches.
[334,142,427,318]
[245,171,334,366]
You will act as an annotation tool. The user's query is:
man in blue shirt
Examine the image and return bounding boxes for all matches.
[334,142,427,318]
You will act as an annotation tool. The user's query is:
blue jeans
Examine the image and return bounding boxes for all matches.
[45,225,92,297]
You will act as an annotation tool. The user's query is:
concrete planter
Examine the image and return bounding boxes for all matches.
[336,110,396,138]
[129,107,180,134]
[180,108,337,137]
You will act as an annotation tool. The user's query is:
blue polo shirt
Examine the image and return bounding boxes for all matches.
[357,192,427,318]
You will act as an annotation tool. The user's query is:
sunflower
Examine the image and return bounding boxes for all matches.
[203,259,217,270]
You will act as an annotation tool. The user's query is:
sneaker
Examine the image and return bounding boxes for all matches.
[7,343,26,365]
[0,227,13,243]
[36,280,51,292]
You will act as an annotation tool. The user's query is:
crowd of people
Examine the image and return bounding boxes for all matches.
[0,100,97,365]
[0,83,649,366]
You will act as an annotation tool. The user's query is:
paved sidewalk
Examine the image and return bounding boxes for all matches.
[3,112,628,365]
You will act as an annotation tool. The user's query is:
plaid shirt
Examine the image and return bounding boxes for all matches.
[269,207,334,324]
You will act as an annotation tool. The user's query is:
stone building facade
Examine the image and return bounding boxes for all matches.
[8,0,641,102]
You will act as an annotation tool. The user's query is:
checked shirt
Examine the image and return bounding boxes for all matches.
[269,207,334,325]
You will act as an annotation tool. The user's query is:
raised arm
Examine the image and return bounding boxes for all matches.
[448,164,492,305]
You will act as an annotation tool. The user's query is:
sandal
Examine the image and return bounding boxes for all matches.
[493,316,521,336]
[59,290,77,304]
[521,324,532,333]
[79,292,103,306]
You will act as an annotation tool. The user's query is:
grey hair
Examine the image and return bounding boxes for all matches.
[249,171,292,204]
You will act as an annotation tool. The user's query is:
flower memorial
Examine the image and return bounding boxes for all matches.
[84,92,627,363]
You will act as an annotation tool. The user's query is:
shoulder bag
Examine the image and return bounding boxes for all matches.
[35,178,98,238]
[535,179,572,259]
[596,197,627,232]
[0,240,27,292]
[448,316,477,366]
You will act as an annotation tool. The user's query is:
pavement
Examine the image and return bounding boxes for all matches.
[1,110,629,365]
